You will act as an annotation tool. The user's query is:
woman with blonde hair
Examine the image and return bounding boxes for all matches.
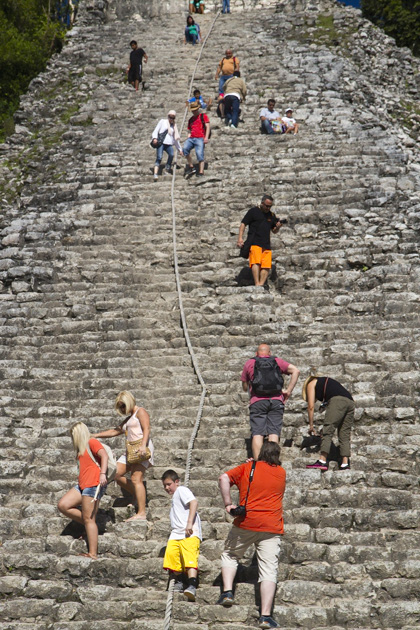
[93,391,154,521]
[57,422,108,559]
[302,375,355,471]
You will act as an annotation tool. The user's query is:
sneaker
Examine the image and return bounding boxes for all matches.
[259,616,279,629]
[338,462,351,470]
[164,168,172,175]
[306,460,328,471]
[153,174,158,181]
[183,585,196,601]
[173,580,184,593]
[185,165,196,177]
[230,124,237,129]
[217,590,234,607]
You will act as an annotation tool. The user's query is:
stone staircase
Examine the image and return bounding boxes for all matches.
[0,0,419,628]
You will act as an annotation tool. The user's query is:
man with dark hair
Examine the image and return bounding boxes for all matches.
[260,99,282,135]
[217,441,286,629]
[127,40,148,91]
[237,194,282,286]
[241,343,300,459]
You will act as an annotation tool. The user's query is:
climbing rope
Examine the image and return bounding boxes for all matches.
[163,8,221,630]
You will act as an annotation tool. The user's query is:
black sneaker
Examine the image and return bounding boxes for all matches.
[185,165,196,178]
[217,590,234,607]
[306,460,328,471]
[259,616,279,628]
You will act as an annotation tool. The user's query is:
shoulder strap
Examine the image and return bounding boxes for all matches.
[243,461,257,507]
[322,377,329,402]
[86,443,100,469]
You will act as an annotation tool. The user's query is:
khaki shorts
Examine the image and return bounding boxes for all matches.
[249,246,272,269]
[163,536,200,573]
[221,526,281,583]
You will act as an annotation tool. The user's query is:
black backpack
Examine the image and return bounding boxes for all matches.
[251,357,284,397]
[200,113,212,139]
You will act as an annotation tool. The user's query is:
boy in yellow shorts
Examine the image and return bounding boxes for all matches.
[162,469,202,601]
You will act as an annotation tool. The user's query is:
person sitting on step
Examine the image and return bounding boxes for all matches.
[162,469,202,602]
[303,375,355,471]
[92,391,154,521]
[260,99,283,135]
[281,107,299,134]
[189,0,204,14]
[58,422,108,560]
[187,88,212,111]
[184,16,201,45]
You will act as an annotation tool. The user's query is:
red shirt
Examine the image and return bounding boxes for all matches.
[78,438,103,490]
[226,461,286,534]
[188,113,209,138]
[241,356,290,405]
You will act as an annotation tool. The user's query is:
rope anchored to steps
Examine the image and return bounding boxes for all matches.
[163,8,221,630]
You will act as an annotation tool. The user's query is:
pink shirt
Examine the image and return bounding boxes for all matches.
[241,356,290,406]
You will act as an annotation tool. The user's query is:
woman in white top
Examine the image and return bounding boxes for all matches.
[151,110,183,181]
[93,391,154,521]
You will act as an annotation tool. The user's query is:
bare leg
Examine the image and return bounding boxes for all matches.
[198,160,205,174]
[125,465,147,520]
[134,80,139,91]
[341,456,349,465]
[268,434,279,444]
[187,568,198,579]
[221,566,237,591]
[57,487,84,525]
[251,263,261,286]
[154,165,159,176]
[319,451,328,463]
[252,435,264,459]
[260,580,276,616]
[81,495,100,558]
[259,268,270,286]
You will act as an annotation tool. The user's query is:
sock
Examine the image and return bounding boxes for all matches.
[188,577,198,588]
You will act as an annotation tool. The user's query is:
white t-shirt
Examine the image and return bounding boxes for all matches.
[169,486,202,540]
[282,115,296,128]
[260,107,280,121]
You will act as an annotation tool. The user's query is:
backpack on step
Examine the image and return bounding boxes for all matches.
[87,442,117,483]
[251,356,284,397]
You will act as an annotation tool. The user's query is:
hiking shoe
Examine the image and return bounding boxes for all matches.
[185,165,196,176]
[217,590,234,607]
[173,580,184,593]
[259,616,279,629]
[306,460,328,471]
[183,585,196,601]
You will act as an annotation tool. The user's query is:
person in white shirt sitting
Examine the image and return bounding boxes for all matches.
[281,107,299,135]
[259,99,282,135]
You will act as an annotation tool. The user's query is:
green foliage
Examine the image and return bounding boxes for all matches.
[361,0,420,56]
[0,0,66,140]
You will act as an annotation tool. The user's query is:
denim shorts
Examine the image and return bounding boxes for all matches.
[183,137,204,162]
[74,484,106,500]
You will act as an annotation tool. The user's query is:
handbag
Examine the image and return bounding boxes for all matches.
[150,129,168,149]
[126,438,151,464]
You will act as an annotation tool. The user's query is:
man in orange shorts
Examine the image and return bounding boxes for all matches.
[237,194,283,286]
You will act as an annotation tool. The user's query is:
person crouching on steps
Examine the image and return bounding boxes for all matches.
[151,110,183,181]
[58,422,108,559]
[303,375,355,471]
[93,391,154,521]
[162,469,202,602]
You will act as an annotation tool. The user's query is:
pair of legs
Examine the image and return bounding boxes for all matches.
[284,123,299,134]
[128,67,142,91]
[250,398,284,459]
[183,137,205,174]
[222,0,230,12]
[189,2,204,13]
[261,119,275,135]
[58,485,104,558]
[164,537,200,600]
[221,527,280,616]
[224,95,240,127]
[249,246,272,286]
[154,144,174,177]
[218,74,232,93]
[186,33,199,45]
[115,461,148,521]
[318,396,355,466]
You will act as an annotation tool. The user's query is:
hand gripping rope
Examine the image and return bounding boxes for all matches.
[163,8,221,630]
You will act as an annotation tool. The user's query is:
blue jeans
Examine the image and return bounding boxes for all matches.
[155,143,174,168]
[186,33,198,45]
[261,119,275,134]
[224,95,240,127]
[219,74,232,93]
[183,137,205,163]
[74,484,107,499]
[222,0,230,12]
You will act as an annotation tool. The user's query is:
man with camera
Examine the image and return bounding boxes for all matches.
[217,441,286,629]
[237,194,285,287]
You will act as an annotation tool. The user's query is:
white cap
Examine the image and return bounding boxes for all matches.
[168,110,176,116]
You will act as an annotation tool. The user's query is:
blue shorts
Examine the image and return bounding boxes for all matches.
[183,137,205,163]
[74,484,106,500]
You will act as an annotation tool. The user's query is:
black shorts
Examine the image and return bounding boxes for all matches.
[249,399,284,437]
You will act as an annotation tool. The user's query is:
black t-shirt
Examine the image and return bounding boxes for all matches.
[241,206,278,250]
[130,48,146,67]
[315,377,353,402]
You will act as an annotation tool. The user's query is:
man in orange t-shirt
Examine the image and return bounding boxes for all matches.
[218,441,286,629]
